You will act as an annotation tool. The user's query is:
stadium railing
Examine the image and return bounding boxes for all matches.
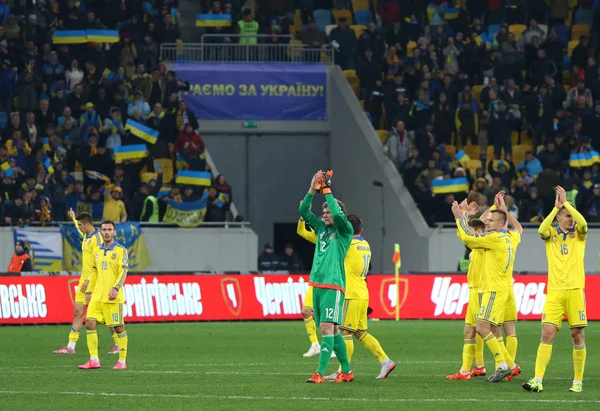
[7,221,251,229]
[160,35,334,64]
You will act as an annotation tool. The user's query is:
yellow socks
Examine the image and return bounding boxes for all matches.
[344,334,354,363]
[461,339,476,373]
[573,344,586,381]
[69,329,79,343]
[534,341,553,381]
[111,331,119,346]
[506,334,518,361]
[475,334,485,367]
[117,331,128,362]
[304,317,318,344]
[498,337,515,368]
[86,330,99,359]
[358,332,388,363]
[483,332,505,366]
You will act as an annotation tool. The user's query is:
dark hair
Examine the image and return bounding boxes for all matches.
[347,215,363,235]
[76,212,93,225]
[100,219,116,229]
[468,218,485,230]
[490,209,507,223]
[322,199,346,215]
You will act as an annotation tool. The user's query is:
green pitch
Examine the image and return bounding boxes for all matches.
[1,320,598,410]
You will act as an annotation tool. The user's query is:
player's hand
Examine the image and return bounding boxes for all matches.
[556,185,567,205]
[309,171,323,194]
[67,208,76,220]
[467,202,478,215]
[319,170,333,194]
[85,293,91,305]
[459,199,469,211]
[451,201,463,218]
[554,186,566,208]
[108,288,118,301]
[80,280,89,293]
[498,195,507,212]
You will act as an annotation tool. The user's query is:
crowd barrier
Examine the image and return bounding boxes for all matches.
[0,274,597,324]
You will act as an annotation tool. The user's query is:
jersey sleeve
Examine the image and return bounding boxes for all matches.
[72,217,84,238]
[563,202,588,238]
[87,252,98,294]
[80,238,93,282]
[324,194,353,236]
[297,220,317,244]
[298,193,325,233]
[455,217,497,250]
[538,208,559,241]
[112,248,128,290]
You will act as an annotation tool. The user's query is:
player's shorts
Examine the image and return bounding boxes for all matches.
[304,286,313,309]
[312,287,344,327]
[542,289,587,331]
[340,298,369,332]
[500,287,518,324]
[465,288,481,327]
[478,291,509,326]
[74,290,88,305]
[87,301,124,327]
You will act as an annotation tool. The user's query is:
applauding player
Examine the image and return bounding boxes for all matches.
[523,186,588,393]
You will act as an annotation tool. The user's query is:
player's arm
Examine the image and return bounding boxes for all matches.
[298,172,326,231]
[80,240,93,283]
[321,171,353,235]
[297,219,317,244]
[87,258,98,296]
[452,202,495,249]
[112,248,128,291]
[68,208,84,238]
[563,202,588,235]
[538,208,559,240]
[497,194,523,234]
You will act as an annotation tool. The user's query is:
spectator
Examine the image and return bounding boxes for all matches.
[384,120,411,171]
[585,184,600,222]
[489,101,516,158]
[520,186,544,222]
[103,186,127,222]
[278,244,303,273]
[357,49,381,100]
[258,243,279,271]
[205,186,228,222]
[537,140,562,171]
[455,100,478,146]
[518,150,544,177]
[175,123,206,171]
[358,22,385,60]
[329,17,356,70]
[6,240,32,272]
[571,36,589,72]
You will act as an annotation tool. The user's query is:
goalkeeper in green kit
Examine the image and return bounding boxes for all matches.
[300,170,354,384]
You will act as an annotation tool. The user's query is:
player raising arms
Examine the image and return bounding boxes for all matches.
[53,211,119,355]
[451,201,519,382]
[79,220,129,370]
[523,186,588,393]
[300,171,354,384]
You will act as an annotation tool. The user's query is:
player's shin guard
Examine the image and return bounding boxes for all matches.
[506,334,518,361]
[343,334,354,363]
[304,317,319,345]
[573,344,586,381]
[461,339,476,373]
[333,332,351,373]
[86,330,99,359]
[358,332,388,363]
[317,335,335,375]
[117,331,128,361]
[475,334,485,366]
[534,341,553,380]
[483,332,505,367]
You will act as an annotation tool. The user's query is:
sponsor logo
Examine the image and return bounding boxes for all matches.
[221,277,242,316]
[379,277,409,316]
[68,278,80,304]
[0,283,47,319]
[253,276,307,316]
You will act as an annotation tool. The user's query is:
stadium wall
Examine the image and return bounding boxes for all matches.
[0,227,258,272]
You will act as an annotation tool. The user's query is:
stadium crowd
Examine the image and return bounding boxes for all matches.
[0,0,233,225]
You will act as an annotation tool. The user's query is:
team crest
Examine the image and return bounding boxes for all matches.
[329,233,335,240]
[111,253,117,260]
[552,235,557,243]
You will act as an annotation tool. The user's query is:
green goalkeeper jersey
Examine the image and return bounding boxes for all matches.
[298,192,353,292]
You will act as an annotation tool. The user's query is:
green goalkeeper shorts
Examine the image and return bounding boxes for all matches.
[312,287,345,326]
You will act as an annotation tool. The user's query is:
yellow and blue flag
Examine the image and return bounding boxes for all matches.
[43,137,51,152]
[43,158,54,174]
[85,170,111,182]
[163,194,208,227]
[196,13,231,27]
[589,150,600,165]
[455,150,470,166]
[176,170,212,186]
[157,186,171,199]
[86,29,120,43]
[215,192,228,208]
[113,144,148,162]
[53,30,88,44]
[432,177,469,194]
[570,153,587,168]
[15,229,63,271]
[1,161,13,177]
[176,153,188,170]
[444,7,460,20]
[125,119,159,144]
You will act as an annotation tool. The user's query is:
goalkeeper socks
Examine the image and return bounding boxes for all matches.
[304,317,319,345]
[111,331,120,346]
[506,334,518,362]
[534,341,553,381]
[573,344,586,382]
[475,334,485,367]
[483,332,505,367]
[317,334,334,375]
[460,339,476,373]
[117,331,128,362]
[343,334,354,363]
[333,332,351,373]
[67,328,79,350]
[86,329,99,359]
[358,332,388,363]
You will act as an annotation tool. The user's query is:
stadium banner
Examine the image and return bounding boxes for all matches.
[174,63,327,121]
[60,223,152,271]
[0,274,599,324]
[13,229,63,272]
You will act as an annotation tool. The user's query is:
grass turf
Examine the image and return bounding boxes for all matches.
[0,320,598,410]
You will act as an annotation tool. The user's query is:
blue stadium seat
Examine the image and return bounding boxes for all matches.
[488,24,501,40]
[354,10,373,26]
[313,9,332,32]
[552,24,570,44]
[143,2,158,16]
[563,55,571,70]
[0,112,6,129]
[574,9,594,26]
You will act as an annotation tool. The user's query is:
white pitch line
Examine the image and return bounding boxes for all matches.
[0,390,598,404]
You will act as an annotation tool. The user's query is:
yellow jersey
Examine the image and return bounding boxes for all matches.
[466,249,484,289]
[344,237,371,300]
[297,219,317,244]
[456,218,515,293]
[89,241,128,304]
[72,217,102,286]
[543,225,586,291]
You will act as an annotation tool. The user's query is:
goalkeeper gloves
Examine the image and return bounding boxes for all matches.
[319,170,333,195]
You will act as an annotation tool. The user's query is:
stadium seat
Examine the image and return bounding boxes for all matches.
[142,172,157,183]
[464,145,480,159]
[352,0,370,11]
[445,144,457,157]
[552,24,570,44]
[471,85,483,104]
[354,10,373,26]
[288,39,305,62]
[376,130,388,144]
[344,69,358,78]
[332,9,353,24]
[155,158,174,183]
[511,131,519,146]
[574,8,594,26]
[406,41,417,57]
[325,24,337,36]
[486,146,494,158]
[568,40,578,56]
[466,159,482,174]
[313,9,332,31]
[350,25,366,38]
[513,144,532,157]
[508,24,526,41]
[571,24,590,41]
[0,112,6,129]
[488,24,501,40]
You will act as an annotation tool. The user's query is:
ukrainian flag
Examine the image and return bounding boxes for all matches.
[1,161,13,177]
[444,7,460,20]
[455,150,470,167]
[125,119,159,144]
[176,153,188,170]
[43,137,51,152]
[196,13,231,27]
[590,150,600,165]
[113,144,148,162]
[432,177,469,194]
[85,170,111,182]
[570,153,586,168]
[44,158,54,174]
[157,186,171,199]
[86,29,120,43]
[176,170,212,186]
[53,30,88,44]
[215,192,228,208]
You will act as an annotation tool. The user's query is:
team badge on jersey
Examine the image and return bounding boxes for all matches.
[112,253,117,260]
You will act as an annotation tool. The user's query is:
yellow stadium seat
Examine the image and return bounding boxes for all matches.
[142,172,157,184]
[471,85,483,103]
[568,40,579,56]
[511,131,519,146]
[466,159,482,174]
[333,9,353,24]
[289,25,296,39]
[352,0,370,11]
[376,130,388,144]
[571,24,591,41]
[350,24,366,38]
[344,69,357,78]
[486,146,494,158]
[407,41,417,57]
[464,145,481,159]
[445,144,457,157]
[155,158,175,183]
[508,24,526,41]
[325,24,337,36]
